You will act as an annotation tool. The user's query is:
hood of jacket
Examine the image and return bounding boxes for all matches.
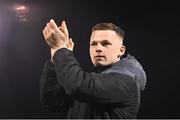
[94,54,147,91]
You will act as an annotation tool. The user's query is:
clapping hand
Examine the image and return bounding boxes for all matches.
[42,19,74,58]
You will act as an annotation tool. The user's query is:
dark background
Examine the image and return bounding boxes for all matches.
[0,0,179,118]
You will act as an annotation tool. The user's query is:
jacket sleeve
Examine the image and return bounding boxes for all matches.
[53,48,140,104]
[40,59,72,112]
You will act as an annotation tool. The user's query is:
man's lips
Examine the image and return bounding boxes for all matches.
[94,55,105,59]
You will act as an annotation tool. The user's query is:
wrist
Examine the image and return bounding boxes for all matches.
[51,46,67,60]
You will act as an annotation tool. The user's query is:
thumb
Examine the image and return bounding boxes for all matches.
[69,38,74,46]
[68,38,74,51]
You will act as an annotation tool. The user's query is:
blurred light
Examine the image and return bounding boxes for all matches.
[16,5,26,10]
[14,4,29,22]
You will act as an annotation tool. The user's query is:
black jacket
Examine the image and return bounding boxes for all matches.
[40,48,146,119]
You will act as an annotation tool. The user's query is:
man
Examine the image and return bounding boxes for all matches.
[40,19,147,119]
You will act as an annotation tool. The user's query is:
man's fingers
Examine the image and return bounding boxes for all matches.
[43,27,48,40]
[46,24,53,38]
[69,38,74,46]
[67,38,74,51]
[47,21,65,39]
[42,19,71,50]
[49,19,60,32]
[42,29,46,39]
[49,19,69,40]
[61,21,69,37]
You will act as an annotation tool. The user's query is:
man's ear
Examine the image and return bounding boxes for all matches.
[119,45,126,57]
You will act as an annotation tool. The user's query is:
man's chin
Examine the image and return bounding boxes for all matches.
[94,62,108,67]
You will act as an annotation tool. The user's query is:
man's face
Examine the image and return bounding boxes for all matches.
[89,30,125,67]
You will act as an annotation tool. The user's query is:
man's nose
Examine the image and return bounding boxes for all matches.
[95,43,103,53]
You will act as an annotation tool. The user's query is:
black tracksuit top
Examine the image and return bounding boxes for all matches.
[40,48,147,119]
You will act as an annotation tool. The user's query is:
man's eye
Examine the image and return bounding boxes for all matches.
[91,43,97,46]
[101,42,111,46]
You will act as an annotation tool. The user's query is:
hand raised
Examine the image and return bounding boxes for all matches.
[59,21,74,51]
[42,19,68,50]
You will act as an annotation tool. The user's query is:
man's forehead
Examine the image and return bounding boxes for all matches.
[90,30,121,42]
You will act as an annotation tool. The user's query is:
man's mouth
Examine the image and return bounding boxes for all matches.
[94,55,105,59]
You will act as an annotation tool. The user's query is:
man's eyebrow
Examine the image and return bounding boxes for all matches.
[91,40,111,43]
[101,40,111,43]
[90,40,97,43]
